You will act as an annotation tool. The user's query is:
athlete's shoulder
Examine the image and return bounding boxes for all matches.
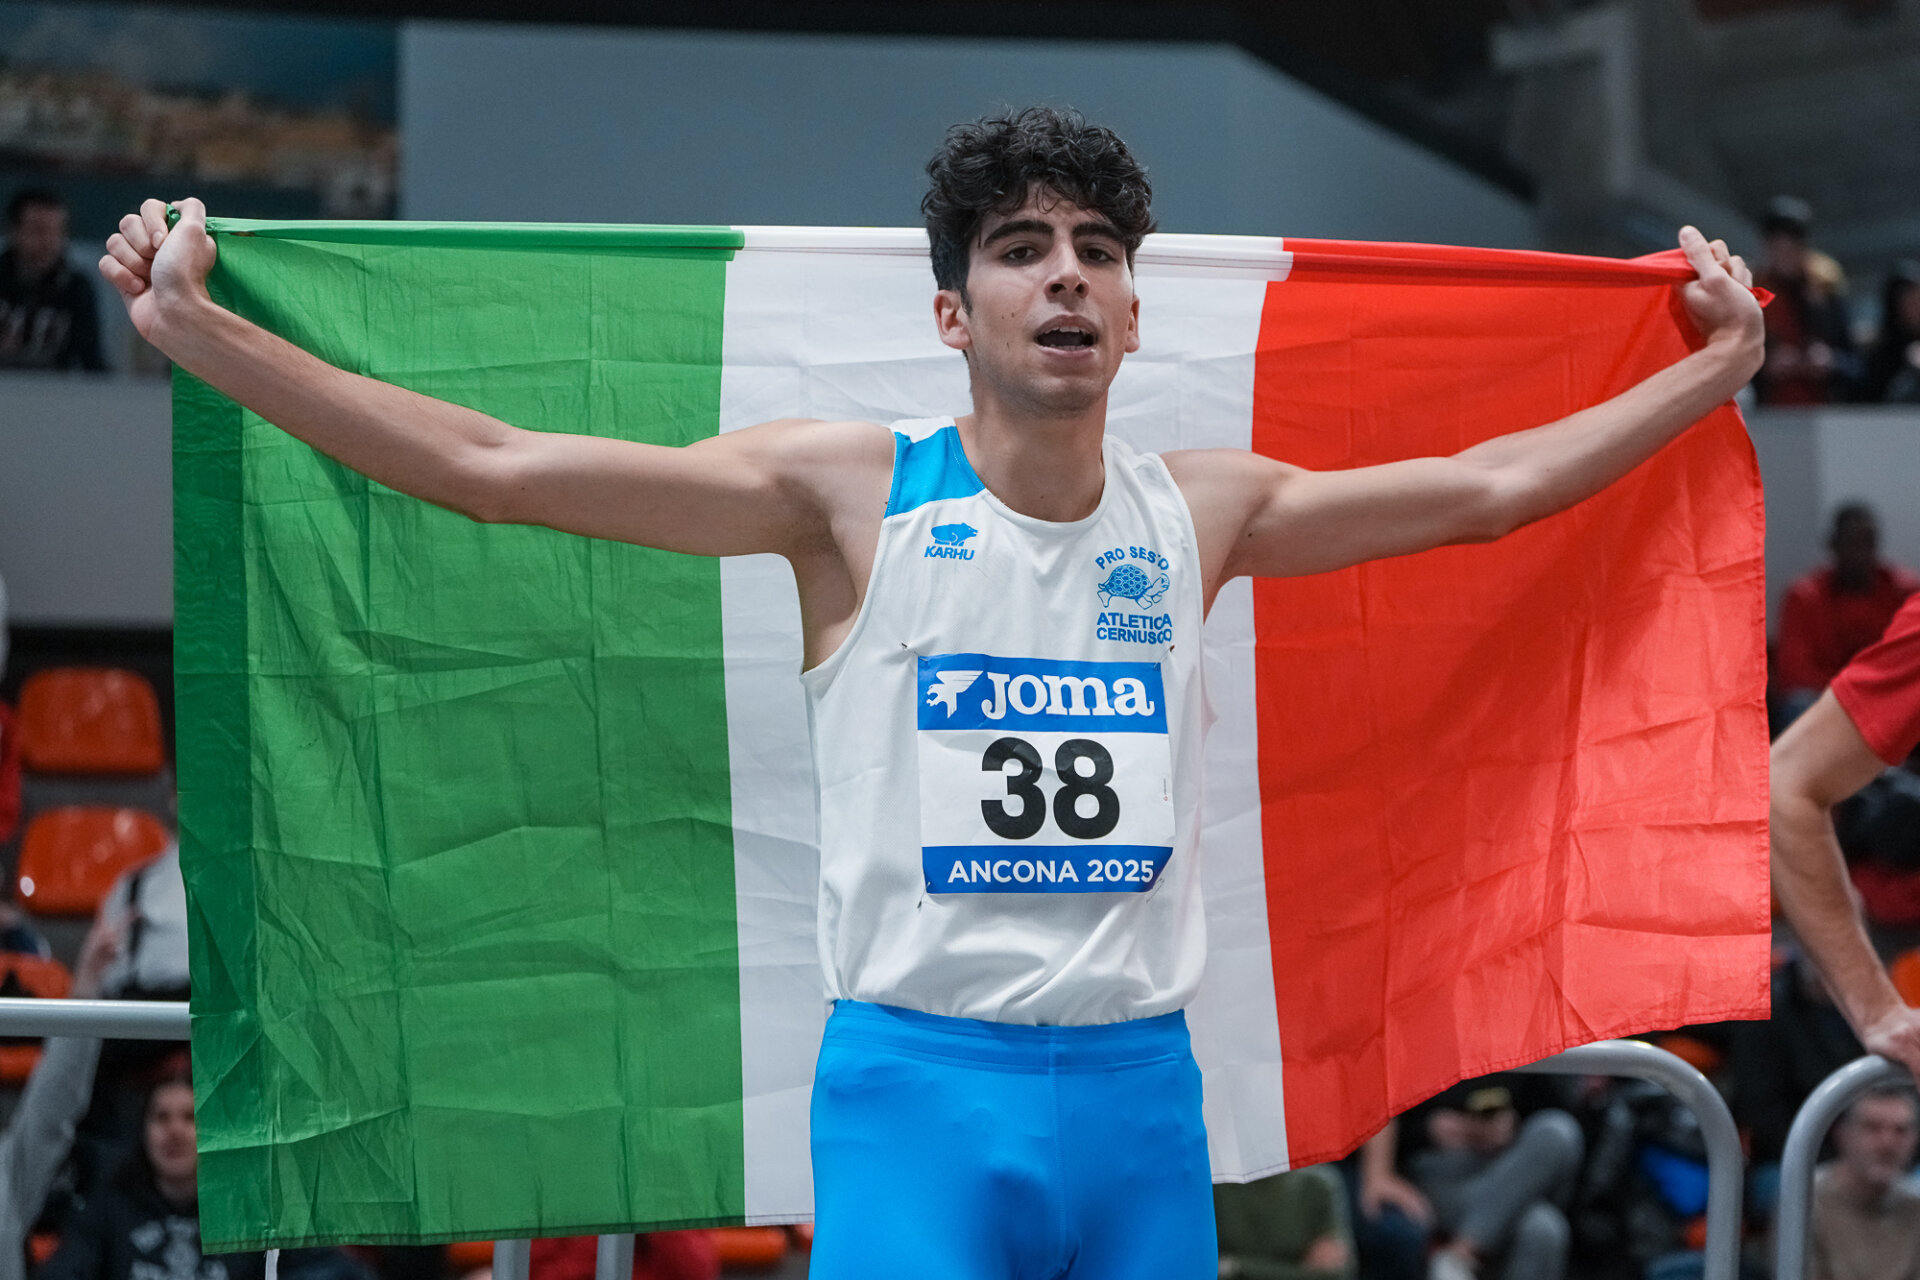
[732,416,894,455]
[710,418,895,531]
[1160,446,1295,503]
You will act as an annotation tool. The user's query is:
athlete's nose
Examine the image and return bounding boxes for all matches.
[1044,242,1088,296]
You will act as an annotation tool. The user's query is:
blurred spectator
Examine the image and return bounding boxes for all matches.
[0,903,50,961]
[71,838,190,1206]
[1754,196,1858,405]
[1775,503,1920,720]
[0,188,105,372]
[1863,261,1920,405]
[94,839,188,1003]
[528,1232,718,1280]
[1349,1119,1429,1280]
[38,1067,266,1280]
[0,913,119,1280]
[1806,1085,1920,1280]
[1382,1075,1582,1280]
[1215,1164,1356,1280]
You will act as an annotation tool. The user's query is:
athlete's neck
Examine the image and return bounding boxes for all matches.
[955,401,1107,523]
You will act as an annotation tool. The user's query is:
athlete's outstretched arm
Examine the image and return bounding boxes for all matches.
[99,198,850,558]
[1169,226,1764,594]
[1771,692,1920,1078]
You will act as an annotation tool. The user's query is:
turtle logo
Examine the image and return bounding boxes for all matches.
[1096,563,1169,609]
[925,523,979,560]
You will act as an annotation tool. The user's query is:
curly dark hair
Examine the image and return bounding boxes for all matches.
[921,105,1156,298]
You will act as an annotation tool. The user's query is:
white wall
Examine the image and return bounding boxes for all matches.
[0,373,173,625]
[399,25,1540,247]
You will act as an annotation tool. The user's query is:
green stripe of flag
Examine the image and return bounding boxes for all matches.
[178,223,749,1248]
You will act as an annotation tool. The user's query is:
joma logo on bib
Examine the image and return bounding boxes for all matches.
[919,656,1166,734]
[916,654,1175,894]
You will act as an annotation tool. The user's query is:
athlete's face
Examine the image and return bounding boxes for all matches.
[933,190,1141,415]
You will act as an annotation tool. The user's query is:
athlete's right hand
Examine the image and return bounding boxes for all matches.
[98,197,217,340]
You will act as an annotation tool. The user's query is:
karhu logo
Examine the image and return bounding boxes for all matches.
[924,523,978,560]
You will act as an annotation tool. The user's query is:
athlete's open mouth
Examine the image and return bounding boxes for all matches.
[1036,323,1098,349]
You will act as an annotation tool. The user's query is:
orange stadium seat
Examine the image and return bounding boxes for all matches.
[1889,948,1920,1008]
[1652,1032,1725,1078]
[17,807,169,915]
[18,668,165,775]
[0,953,72,1083]
[709,1228,787,1269]
[443,1241,494,1272]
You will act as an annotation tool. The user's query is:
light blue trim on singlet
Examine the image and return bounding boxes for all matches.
[886,424,985,517]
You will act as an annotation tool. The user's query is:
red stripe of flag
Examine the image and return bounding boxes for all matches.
[1247,241,1772,1165]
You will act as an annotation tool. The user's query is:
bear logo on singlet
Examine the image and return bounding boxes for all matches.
[925,523,978,560]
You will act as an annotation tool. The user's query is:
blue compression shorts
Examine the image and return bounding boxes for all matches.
[809,1000,1217,1280]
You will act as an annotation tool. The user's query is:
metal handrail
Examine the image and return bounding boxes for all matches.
[0,996,188,1039]
[1516,1039,1745,1280]
[1774,1054,1911,1280]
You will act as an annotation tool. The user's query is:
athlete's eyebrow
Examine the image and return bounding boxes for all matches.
[979,218,1126,250]
[980,218,1053,249]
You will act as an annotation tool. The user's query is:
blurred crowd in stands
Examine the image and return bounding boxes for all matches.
[1753,197,1920,409]
[7,181,1920,1280]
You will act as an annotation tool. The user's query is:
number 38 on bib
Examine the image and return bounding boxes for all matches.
[916,653,1176,894]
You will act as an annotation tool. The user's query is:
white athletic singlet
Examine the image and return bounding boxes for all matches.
[802,419,1209,1026]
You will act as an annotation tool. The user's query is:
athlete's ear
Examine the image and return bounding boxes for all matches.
[1124,290,1141,355]
[934,287,972,354]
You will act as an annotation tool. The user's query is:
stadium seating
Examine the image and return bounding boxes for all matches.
[16,806,169,915]
[710,1227,787,1268]
[443,1241,494,1272]
[0,952,71,1082]
[18,667,165,775]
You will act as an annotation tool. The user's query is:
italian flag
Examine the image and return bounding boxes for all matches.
[176,220,1771,1251]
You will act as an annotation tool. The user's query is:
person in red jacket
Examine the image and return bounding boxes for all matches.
[1771,593,1920,1079]
[1775,504,1920,720]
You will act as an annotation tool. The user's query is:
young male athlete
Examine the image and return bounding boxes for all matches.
[100,108,1762,1278]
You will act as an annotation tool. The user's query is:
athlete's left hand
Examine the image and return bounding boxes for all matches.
[1676,225,1763,358]
[1862,1005,1920,1083]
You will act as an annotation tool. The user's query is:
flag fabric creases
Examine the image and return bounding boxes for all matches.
[174,220,1770,1251]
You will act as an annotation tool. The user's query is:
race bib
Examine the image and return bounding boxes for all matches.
[916,653,1175,894]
